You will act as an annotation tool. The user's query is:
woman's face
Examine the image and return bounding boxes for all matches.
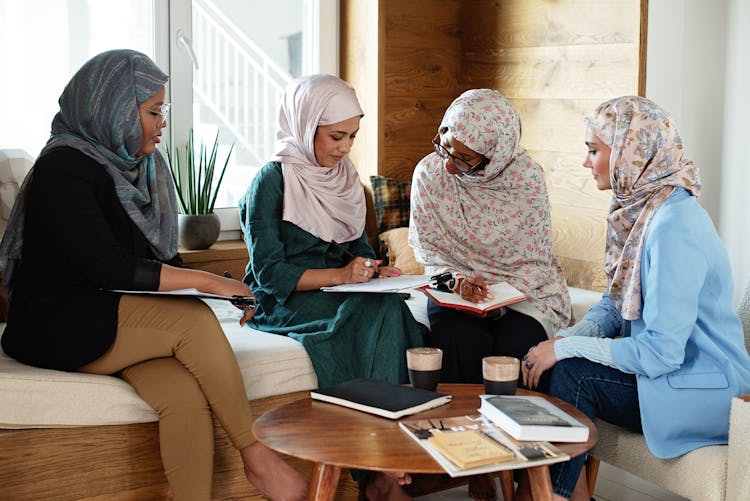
[136,86,168,157]
[583,128,612,190]
[313,115,361,167]
[434,130,487,176]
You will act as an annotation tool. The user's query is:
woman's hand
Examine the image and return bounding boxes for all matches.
[452,274,493,303]
[521,339,558,389]
[377,265,402,277]
[159,265,256,326]
[205,275,257,327]
[340,257,382,284]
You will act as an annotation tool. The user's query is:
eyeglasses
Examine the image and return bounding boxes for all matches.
[432,133,489,175]
[146,102,171,126]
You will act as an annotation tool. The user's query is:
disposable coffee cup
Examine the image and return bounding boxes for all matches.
[407,347,443,391]
[482,356,520,395]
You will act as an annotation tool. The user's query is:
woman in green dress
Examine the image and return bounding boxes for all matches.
[239,74,425,392]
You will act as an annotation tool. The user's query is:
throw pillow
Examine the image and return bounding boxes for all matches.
[379,227,424,275]
[370,175,411,234]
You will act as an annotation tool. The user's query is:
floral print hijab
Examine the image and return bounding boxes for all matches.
[409,89,572,334]
[586,96,701,320]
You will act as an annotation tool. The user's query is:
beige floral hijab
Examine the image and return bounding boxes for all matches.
[410,89,572,335]
[586,96,701,320]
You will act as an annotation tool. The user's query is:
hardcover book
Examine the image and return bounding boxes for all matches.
[417,282,526,316]
[478,395,589,442]
[309,378,452,419]
[399,414,569,477]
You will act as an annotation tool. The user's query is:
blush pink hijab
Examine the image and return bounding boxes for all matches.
[272,74,365,243]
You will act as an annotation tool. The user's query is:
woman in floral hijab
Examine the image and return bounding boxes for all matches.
[519,96,750,501]
[410,89,572,382]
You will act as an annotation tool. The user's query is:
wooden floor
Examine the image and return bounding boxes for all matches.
[416,462,688,501]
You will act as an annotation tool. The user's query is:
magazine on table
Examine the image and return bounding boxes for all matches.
[479,395,589,442]
[399,414,569,477]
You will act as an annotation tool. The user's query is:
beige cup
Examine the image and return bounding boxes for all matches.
[482,356,520,395]
[406,347,443,391]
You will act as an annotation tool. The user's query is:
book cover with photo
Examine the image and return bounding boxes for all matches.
[479,395,589,442]
[399,414,569,477]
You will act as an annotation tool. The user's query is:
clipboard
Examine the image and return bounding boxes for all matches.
[110,288,257,308]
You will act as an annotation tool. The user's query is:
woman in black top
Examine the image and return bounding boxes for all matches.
[0,50,307,501]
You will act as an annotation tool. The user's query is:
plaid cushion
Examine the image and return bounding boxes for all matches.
[370,175,411,234]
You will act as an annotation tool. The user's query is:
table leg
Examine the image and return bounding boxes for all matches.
[308,462,341,501]
[526,465,554,501]
[499,470,515,501]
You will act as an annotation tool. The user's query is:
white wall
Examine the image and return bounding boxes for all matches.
[646,0,749,302]
[720,0,750,301]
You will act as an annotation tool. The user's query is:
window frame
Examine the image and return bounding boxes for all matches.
[162,0,339,240]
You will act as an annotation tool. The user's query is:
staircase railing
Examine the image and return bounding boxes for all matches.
[192,0,292,164]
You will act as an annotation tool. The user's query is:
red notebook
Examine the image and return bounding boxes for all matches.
[418,282,526,317]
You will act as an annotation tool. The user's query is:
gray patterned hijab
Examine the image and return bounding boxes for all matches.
[0,49,178,290]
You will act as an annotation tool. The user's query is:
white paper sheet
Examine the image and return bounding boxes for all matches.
[321,275,432,293]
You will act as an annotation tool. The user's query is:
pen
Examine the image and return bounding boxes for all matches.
[330,240,356,259]
[331,241,378,275]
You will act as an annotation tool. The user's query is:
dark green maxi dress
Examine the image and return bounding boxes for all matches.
[239,163,425,388]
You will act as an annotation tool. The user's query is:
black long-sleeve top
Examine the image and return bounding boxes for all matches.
[1,147,181,370]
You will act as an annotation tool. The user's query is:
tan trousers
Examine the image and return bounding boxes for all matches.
[80,295,255,501]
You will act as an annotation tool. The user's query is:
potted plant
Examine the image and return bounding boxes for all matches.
[167,129,234,250]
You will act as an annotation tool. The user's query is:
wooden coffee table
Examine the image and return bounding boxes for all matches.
[253,384,597,501]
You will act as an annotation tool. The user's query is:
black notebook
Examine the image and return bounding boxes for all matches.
[310,378,452,419]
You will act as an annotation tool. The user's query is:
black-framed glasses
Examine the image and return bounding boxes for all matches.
[432,134,489,175]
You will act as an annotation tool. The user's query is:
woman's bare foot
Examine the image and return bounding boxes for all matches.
[363,471,413,500]
[468,474,497,501]
[241,442,308,501]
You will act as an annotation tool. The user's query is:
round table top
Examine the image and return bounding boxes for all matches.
[253,384,597,474]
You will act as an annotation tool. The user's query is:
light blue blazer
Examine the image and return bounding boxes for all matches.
[586,189,750,458]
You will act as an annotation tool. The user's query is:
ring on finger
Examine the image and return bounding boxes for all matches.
[525,362,532,369]
[364,260,372,268]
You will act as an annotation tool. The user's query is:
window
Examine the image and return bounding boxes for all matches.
[0,0,338,237]
[0,0,155,157]
[169,0,339,236]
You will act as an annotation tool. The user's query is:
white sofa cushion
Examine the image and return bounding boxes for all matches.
[0,299,318,428]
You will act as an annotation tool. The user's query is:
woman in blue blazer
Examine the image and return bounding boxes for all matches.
[519,96,750,501]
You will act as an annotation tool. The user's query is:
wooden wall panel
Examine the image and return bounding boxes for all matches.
[382,0,462,181]
[341,0,644,287]
[463,44,638,99]
[461,0,640,49]
[340,0,383,182]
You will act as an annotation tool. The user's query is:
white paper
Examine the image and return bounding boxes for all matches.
[321,275,432,293]
[111,288,255,305]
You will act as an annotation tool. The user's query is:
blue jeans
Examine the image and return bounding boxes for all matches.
[547,358,642,499]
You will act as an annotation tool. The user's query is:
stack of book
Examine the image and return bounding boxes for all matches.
[478,395,589,442]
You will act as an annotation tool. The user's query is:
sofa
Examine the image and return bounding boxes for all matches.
[0,172,604,500]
